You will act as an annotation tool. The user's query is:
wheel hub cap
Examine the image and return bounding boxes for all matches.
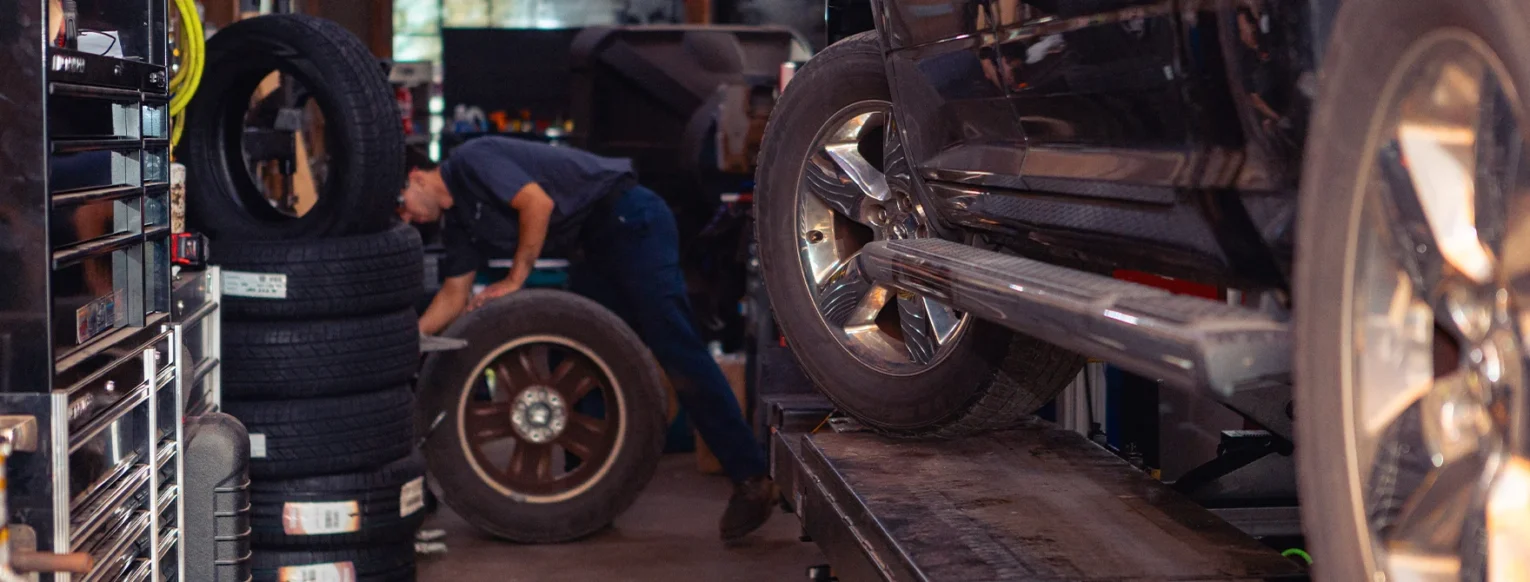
[511,386,567,444]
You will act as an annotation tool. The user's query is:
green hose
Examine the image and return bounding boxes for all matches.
[1282,548,1313,565]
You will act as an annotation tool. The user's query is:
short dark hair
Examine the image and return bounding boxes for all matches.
[405,145,438,172]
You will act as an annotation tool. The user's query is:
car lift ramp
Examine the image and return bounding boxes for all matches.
[767,400,1307,582]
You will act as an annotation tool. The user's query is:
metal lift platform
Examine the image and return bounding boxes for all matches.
[765,396,1308,582]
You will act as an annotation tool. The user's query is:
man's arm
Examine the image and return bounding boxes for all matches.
[420,271,475,335]
[504,182,555,290]
[469,182,555,309]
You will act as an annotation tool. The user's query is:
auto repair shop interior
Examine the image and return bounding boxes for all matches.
[2,0,1524,580]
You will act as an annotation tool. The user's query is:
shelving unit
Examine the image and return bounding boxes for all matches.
[0,1,204,579]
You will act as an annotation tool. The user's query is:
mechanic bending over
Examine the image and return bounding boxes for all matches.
[400,137,776,541]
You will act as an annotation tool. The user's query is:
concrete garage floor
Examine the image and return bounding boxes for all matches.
[417,454,824,581]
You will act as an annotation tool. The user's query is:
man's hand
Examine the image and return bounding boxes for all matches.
[469,279,521,311]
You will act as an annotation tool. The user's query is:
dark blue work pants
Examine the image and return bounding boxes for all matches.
[569,185,768,484]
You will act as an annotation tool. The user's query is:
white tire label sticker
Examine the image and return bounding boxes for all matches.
[282,501,362,535]
[277,562,356,582]
[223,271,288,299]
[400,477,425,517]
[249,433,267,458]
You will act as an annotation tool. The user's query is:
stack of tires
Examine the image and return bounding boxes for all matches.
[179,14,422,582]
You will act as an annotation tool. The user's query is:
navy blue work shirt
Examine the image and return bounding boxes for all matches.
[438,137,637,278]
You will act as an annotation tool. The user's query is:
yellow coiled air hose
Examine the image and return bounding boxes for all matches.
[168,0,205,150]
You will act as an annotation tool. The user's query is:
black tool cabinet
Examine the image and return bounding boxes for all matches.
[0,1,223,579]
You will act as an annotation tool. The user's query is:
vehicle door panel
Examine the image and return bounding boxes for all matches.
[878,0,1028,178]
[991,0,1193,200]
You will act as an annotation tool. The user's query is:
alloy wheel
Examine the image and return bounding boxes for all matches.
[1348,30,1528,581]
[795,101,969,375]
[456,336,626,504]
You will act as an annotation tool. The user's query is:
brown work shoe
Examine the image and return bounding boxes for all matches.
[720,476,778,541]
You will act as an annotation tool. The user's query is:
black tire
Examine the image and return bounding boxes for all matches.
[250,544,414,582]
[225,385,415,479]
[181,14,403,240]
[222,309,419,400]
[213,223,424,321]
[250,452,427,549]
[418,289,666,543]
[754,31,1082,437]
[1294,0,1530,580]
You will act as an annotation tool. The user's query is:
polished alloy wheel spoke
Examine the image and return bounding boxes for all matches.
[1395,55,1496,285]
[817,256,883,329]
[824,143,892,203]
[804,153,880,226]
[1486,456,1530,579]
[806,109,891,225]
[1353,221,1436,447]
[1387,452,1487,550]
[1375,144,1452,295]
[1383,550,1465,582]
[882,116,912,184]
[924,297,962,345]
[897,295,936,365]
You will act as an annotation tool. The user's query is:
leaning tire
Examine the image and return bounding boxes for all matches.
[213,223,424,321]
[250,452,428,549]
[755,31,1081,437]
[222,309,419,400]
[419,289,666,543]
[225,385,415,479]
[250,544,414,582]
[181,14,403,240]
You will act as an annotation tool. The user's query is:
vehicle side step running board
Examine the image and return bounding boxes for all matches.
[858,238,1293,438]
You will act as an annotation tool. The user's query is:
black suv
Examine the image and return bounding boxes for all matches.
[756,0,1529,579]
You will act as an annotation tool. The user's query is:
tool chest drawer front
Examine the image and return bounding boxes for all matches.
[46,50,166,92]
[156,455,182,582]
[61,349,152,442]
[69,455,150,552]
[48,68,176,359]
[61,335,168,440]
[172,270,217,325]
[79,508,152,582]
[47,84,158,141]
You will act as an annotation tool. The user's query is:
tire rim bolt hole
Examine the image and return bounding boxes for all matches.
[807,230,825,243]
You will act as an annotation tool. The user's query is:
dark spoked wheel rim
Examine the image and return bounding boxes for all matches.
[1347,30,1528,580]
[456,335,626,503]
